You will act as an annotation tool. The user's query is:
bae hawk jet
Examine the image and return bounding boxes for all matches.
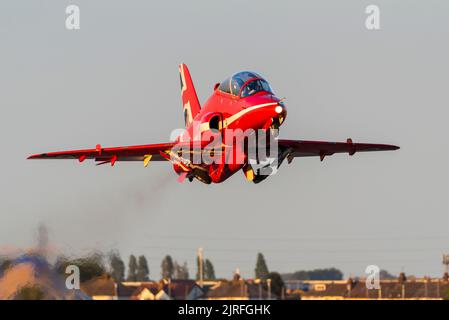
[28,64,399,184]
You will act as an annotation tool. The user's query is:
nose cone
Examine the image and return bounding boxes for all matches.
[274,100,287,126]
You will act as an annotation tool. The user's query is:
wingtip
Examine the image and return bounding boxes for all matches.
[380,144,400,151]
[27,154,43,159]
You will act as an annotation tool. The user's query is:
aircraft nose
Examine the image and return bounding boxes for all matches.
[274,101,287,125]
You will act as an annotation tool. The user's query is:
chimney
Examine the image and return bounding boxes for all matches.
[398,272,407,284]
[398,272,406,299]
[232,268,241,283]
[346,277,355,297]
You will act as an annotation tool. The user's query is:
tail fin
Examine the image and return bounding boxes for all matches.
[179,63,201,127]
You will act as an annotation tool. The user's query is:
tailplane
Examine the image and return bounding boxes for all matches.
[179,63,201,127]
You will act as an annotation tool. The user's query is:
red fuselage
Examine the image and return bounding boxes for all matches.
[174,73,287,184]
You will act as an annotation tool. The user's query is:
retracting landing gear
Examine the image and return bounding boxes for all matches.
[191,166,212,184]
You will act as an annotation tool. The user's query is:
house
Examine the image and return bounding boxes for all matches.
[295,273,449,300]
[116,281,142,300]
[168,279,205,300]
[80,275,116,300]
[131,282,170,300]
[206,274,274,300]
[118,279,205,300]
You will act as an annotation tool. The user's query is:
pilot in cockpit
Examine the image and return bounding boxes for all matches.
[218,71,274,98]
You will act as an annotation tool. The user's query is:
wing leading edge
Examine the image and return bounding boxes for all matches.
[27,142,178,166]
[278,138,399,161]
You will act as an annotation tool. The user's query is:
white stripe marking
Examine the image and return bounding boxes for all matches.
[223,102,278,128]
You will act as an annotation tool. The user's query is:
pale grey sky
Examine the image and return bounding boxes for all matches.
[0,0,448,279]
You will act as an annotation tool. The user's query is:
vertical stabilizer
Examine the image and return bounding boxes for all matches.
[179,64,201,127]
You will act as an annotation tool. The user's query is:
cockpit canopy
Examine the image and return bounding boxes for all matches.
[218,71,274,98]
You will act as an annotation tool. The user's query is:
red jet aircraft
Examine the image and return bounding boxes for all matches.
[28,64,399,184]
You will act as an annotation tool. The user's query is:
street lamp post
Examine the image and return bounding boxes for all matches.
[267,279,272,300]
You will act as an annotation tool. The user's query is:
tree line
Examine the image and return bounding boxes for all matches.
[0,251,219,283]
[1,250,365,294]
[281,267,344,281]
[109,251,196,282]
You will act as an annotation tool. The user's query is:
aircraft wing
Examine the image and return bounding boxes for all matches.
[28,139,399,166]
[278,138,399,161]
[27,142,178,166]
